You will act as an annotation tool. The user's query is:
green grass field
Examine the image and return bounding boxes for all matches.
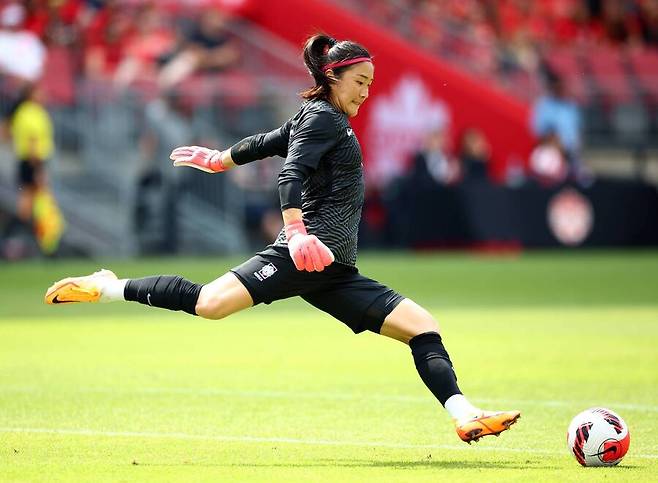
[1,251,657,482]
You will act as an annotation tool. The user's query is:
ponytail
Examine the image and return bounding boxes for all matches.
[301,34,371,101]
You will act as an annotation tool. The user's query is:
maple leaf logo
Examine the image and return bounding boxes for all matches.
[365,75,451,187]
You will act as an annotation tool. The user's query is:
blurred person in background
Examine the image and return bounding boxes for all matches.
[158,7,239,90]
[113,3,174,87]
[459,127,491,182]
[84,2,132,81]
[528,130,569,186]
[531,72,587,182]
[493,0,544,74]
[638,0,658,46]
[2,82,63,256]
[38,0,86,48]
[0,2,45,83]
[45,33,520,446]
[137,88,196,253]
[599,0,643,46]
[409,126,461,186]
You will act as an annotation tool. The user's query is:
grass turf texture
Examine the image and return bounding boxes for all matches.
[1,251,657,482]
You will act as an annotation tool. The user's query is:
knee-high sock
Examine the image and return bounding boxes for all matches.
[409,331,461,406]
[124,276,202,315]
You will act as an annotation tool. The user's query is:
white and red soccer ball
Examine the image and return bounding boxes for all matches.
[567,407,630,467]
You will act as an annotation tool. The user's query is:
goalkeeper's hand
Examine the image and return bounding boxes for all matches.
[170,146,230,173]
[285,220,335,272]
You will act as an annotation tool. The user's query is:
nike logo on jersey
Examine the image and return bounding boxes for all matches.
[346,128,354,136]
[147,293,153,306]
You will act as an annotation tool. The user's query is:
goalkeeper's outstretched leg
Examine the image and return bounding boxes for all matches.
[380,298,521,443]
[45,270,253,320]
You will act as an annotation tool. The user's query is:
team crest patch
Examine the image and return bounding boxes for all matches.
[254,263,277,281]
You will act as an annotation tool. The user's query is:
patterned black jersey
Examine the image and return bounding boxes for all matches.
[231,99,364,266]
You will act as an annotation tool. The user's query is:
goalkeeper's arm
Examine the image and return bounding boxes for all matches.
[170,120,292,173]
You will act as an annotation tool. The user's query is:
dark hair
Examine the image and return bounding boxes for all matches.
[301,34,371,100]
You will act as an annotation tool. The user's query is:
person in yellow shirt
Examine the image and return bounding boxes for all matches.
[5,83,63,255]
[10,83,53,220]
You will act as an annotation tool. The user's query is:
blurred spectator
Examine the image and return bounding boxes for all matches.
[23,0,50,38]
[2,83,64,256]
[41,0,86,48]
[495,0,544,73]
[600,0,642,46]
[409,127,461,186]
[409,0,444,52]
[459,127,491,181]
[158,7,239,90]
[531,73,584,178]
[0,2,46,82]
[84,2,132,80]
[549,1,593,46]
[638,0,658,46]
[141,90,195,177]
[528,130,569,185]
[137,89,196,252]
[114,4,175,87]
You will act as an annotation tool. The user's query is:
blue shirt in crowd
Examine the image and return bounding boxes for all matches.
[531,95,582,154]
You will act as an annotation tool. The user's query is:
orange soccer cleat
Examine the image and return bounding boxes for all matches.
[44,269,117,305]
[455,410,521,444]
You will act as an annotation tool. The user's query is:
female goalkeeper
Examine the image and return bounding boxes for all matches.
[45,34,519,443]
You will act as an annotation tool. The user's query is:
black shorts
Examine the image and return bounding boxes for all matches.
[230,246,405,334]
[17,159,43,188]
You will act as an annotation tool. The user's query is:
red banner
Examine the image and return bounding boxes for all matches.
[246,0,534,184]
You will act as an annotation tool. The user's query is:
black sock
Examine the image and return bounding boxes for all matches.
[124,276,203,315]
[409,331,461,406]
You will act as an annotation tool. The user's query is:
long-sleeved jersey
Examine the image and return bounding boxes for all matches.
[231,99,364,266]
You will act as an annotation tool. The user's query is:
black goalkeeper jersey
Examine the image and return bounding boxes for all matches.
[231,99,364,266]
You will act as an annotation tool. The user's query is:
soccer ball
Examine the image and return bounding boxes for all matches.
[567,407,630,467]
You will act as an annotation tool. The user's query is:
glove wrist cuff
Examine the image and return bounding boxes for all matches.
[209,150,225,172]
[285,220,307,241]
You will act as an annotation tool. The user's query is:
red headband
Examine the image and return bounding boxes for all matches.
[322,57,372,72]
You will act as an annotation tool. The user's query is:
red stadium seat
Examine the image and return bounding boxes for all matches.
[176,70,259,108]
[39,47,75,105]
[544,48,590,104]
[585,46,634,106]
[628,48,658,105]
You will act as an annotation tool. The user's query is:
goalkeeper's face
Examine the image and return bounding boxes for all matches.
[328,61,374,118]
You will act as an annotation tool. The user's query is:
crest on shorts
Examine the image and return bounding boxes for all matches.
[254,263,278,281]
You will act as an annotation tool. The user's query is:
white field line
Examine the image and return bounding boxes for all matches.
[139,388,658,414]
[4,385,658,413]
[1,427,657,460]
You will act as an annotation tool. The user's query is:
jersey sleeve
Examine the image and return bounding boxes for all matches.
[277,110,338,211]
[230,118,292,165]
[285,110,338,170]
[278,164,313,210]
